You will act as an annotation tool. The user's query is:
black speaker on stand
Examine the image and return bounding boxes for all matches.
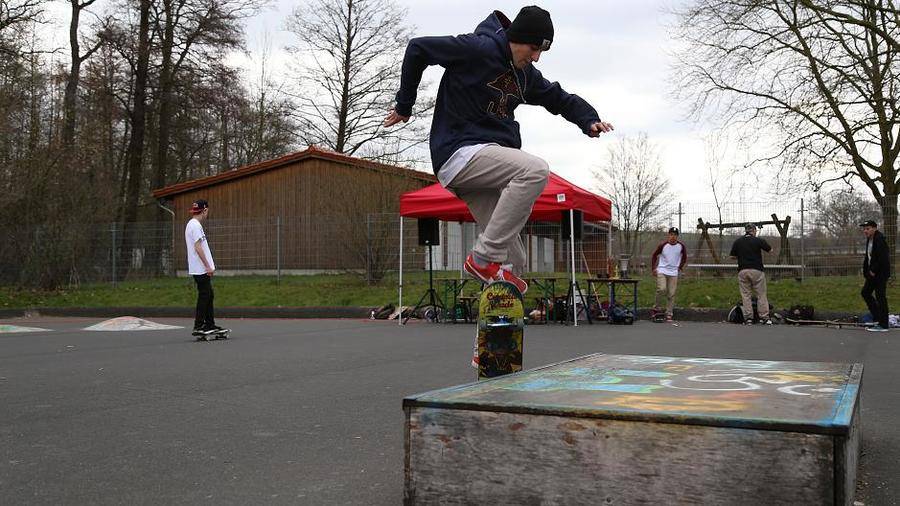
[561,210,583,241]
[561,210,589,324]
[404,219,445,324]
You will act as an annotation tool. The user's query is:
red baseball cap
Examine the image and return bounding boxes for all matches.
[189,199,208,214]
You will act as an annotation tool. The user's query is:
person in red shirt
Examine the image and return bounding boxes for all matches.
[650,227,688,322]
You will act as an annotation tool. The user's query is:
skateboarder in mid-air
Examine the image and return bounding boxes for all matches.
[384,5,613,294]
[185,199,228,337]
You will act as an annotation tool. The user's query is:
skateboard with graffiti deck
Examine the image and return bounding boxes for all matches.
[194,329,230,341]
[475,281,524,380]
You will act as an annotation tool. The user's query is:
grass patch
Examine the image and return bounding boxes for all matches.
[0,272,895,314]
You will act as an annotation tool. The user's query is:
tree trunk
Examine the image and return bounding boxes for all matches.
[149,0,175,275]
[119,0,152,280]
[335,0,354,153]
[881,192,897,277]
[221,111,230,170]
[62,0,81,148]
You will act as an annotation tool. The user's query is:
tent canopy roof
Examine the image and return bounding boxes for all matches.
[399,172,611,222]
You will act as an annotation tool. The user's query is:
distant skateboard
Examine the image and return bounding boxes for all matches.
[780,317,871,329]
[650,308,678,325]
[476,281,524,380]
[194,329,230,341]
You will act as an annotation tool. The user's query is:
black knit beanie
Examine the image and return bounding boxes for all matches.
[506,6,553,51]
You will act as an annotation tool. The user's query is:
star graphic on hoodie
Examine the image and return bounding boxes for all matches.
[486,71,523,119]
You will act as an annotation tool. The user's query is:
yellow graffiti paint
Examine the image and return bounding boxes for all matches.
[593,393,751,413]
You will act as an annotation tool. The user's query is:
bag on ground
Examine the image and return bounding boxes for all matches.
[727,303,744,324]
[371,303,394,320]
[788,304,814,321]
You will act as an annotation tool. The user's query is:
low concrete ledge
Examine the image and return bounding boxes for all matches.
[0,306,371,319]
[0,306,862,323]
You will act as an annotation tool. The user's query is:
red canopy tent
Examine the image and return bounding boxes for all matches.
[397,172,612,327]
[399,172,611,222]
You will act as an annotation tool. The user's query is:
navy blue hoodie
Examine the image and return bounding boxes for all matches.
[394,10,601,174]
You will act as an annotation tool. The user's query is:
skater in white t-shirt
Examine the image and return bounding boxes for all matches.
[185,199,226,335]
[650,227,687,322]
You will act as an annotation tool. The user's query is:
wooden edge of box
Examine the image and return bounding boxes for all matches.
[830,363,864,428]
[402,353,592,408]
[401,400,853,435]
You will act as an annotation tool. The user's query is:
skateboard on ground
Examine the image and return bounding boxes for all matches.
[475,281,524,380]
[194,329,230,341]
[779,316,872,329]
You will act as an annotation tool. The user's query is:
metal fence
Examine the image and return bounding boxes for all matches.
[1,197,894,288]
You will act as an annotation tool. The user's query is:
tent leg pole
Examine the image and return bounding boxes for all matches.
[570,209,577,327]
[399,216,404,326]
[460,221,465,279]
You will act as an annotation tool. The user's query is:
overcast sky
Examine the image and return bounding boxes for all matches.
[244,0,717,200]
[42,0,747,202]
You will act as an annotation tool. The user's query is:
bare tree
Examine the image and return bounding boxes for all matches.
[814,189,881,253]
[592,133,673,259]
[151,0,263,198]
[285,0,430,163]
[118,0,152,280]
[62,0,106,148]
[220,37,298,168]
[671,0,900,270]
[797,0,900,50]
[0,1,48,56]
[703,130,738,258]
[240,34,298,164]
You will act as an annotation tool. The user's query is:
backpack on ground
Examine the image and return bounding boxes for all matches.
[727,303,745,324]
[609,304,634,325]
[371,303,395,320]
[728,297,774,323]
[787,305,814,321]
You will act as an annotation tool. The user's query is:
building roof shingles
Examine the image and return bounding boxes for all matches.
[151,145,436,199]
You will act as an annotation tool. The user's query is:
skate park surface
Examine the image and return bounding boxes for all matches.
[1,317,897,504]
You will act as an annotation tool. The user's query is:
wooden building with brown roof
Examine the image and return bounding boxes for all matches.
[152,146,435,274]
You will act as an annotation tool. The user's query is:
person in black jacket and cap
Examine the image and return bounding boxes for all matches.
[383,6,614,295]
[860,220,891,332]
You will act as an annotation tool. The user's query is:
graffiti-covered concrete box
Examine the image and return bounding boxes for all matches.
[403,354,862,505]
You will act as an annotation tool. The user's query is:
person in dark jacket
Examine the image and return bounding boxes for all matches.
[383,6,613,294]
[860,220,891,332]
[729,223,773,324]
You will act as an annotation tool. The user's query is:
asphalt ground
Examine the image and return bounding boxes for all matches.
[0,317,897,505]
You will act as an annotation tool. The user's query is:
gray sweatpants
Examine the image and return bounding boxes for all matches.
[447,145,549,274]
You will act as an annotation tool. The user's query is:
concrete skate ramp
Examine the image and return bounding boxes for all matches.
[0,324,51,333]
[84,316,183,331]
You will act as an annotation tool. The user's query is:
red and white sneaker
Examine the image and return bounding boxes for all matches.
[463,254,528,294]
[497,266,528,294]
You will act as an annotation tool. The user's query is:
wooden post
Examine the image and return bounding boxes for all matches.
[771,213,792,264]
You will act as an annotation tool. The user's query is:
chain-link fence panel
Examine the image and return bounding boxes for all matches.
[3,196,896,290]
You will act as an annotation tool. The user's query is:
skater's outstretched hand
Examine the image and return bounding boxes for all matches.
[588,121,614,137]
[383,108,410,127]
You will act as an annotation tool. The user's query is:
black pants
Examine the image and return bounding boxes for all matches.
[861,276,889,328]
[193,274,215,329]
